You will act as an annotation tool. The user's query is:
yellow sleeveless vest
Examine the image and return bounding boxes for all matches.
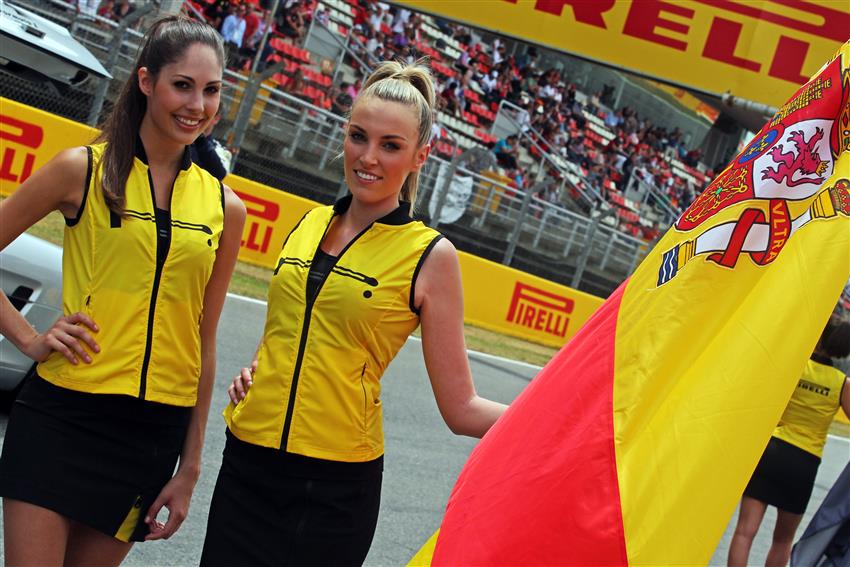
[37,142,225,406]
[773,358,846,457]
[225,197,442,462]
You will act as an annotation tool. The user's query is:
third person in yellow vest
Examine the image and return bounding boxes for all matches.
[728,316,850,567]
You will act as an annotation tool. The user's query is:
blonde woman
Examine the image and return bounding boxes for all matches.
[199,60,507,566]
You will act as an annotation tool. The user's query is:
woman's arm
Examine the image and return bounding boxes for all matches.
[415,238,507,438]
[841,377,850,421]
[145,185,246,540]
[0,147,99,363]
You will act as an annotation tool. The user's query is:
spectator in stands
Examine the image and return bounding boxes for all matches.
[282,67,306,98]
[201,58,507,567]
[516,46,538,72]
[314,6,329,27]
[368,2,387,33]
[351,1,368,33]
[493,134,520,170]
[566,134,589,169]
[239,6,262,60]
[76,0,100,21]
[455,48,471,75]
[588,89,603,115]
[112,0,134,21]
[441,80,460,115]
[374,44,387,62]
[204,0,230,31]
[399,44,415,65]
[280,1,306,44]
[221,4,247,65]
[492,43,506,65]
[330,82,353,116]
[95,0,114,25]
[392,7,411,33]
[685,147,702,168]
[345,80,359,101]
[605,108,622,130]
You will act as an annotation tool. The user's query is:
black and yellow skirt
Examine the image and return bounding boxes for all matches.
[0,375,190,542]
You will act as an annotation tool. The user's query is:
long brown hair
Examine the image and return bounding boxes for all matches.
[353,59,436,212]
[95,16,224,214]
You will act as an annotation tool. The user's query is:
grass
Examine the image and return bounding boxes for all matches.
[16,208,558,368]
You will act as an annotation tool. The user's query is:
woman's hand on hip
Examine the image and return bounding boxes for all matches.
[25,312,100,364]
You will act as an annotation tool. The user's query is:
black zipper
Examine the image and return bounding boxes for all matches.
[279,215,373,450]
[138,168,175,399]
[360,362,368,428]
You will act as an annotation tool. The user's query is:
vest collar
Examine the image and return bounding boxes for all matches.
[135,135,193,171]
[810,352,833,366]
[333,194,413,225]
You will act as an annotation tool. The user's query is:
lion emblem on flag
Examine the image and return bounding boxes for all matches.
[761,129,829,187]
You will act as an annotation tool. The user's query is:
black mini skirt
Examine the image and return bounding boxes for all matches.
[743,436,821,515]
[0,375,191,542]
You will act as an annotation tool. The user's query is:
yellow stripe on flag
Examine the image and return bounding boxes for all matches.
[407,529,439,566]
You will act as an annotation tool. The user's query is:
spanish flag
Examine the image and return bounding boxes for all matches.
[411,43,850,565]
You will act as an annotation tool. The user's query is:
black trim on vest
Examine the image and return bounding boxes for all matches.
[134,136,192,171]
[279,217,374,451]
[66,146,92,227]
[219,180,225,219]
[331,265,378,286]
[332,194,413,225]
[280,210,312,253]
[138,167,175,399]
[109,209,122,228]
[409,235,444,315]
[810,353,833,367]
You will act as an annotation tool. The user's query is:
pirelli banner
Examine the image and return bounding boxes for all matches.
[394,0,848,109]
[0,98,602,347]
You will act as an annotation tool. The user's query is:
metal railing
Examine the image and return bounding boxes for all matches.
[2,0,658,296]
[494,99,601,210]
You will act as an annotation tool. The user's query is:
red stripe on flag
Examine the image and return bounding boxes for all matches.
[433,283,629,566]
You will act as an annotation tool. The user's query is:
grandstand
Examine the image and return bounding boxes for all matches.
[1,0,751,297]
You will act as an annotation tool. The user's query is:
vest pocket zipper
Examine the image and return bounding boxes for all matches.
[360,362,368,435]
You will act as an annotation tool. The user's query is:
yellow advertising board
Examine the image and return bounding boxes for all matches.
[0,97,603,348]
[0,100,99,193]
[458,253,602,347]
[395,0,849,109]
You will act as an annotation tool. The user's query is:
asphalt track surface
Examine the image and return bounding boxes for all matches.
[0,293,847,566]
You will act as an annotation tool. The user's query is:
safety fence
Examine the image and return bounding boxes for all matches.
[2,0,659,297]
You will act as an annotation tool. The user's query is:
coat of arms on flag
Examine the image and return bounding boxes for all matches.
[660,53,849,286]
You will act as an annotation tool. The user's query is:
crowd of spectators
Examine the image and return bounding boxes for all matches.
[177,0,717,236]
[328,2,713,225]
[75,0,138,27]
[196,0,315,71]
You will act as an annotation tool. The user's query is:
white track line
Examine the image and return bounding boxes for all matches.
[226,292,267,306]
[226,292,850,441]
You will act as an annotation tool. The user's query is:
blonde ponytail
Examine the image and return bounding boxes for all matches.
[355,58,435,212]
